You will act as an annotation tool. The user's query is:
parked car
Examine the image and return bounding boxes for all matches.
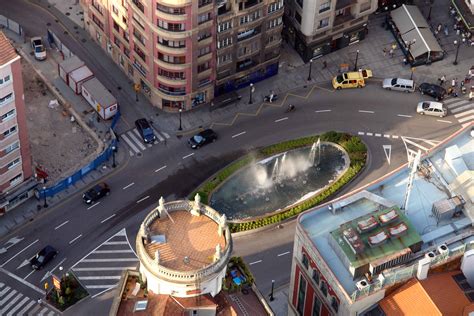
[83,182,110,204]
[382,78,415,92]
[30,245,58,270]
[135,118,156,144]
[188,129,217,149]
[30,37,47,61]
[418,83,446,101]
[417,101,447,117]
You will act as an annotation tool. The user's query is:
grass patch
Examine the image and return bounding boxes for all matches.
[46,271,88,311]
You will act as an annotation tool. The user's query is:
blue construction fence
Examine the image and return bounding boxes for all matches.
[39,111,121,199]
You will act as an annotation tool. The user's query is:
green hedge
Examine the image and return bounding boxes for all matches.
[190,131,367,233]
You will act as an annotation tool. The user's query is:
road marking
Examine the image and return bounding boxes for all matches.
[436,119,452,123]
[0,237,24,254]
[446,99,469,108]
[275,117,288,122]
[358,132,365,135]
[7,296,29,316]
[41,258,67,282]
[277,251,291,257]
[249,260,262,265]
[155,165,167,173]
[82,258,139,262]
[403,138,429,151]
[129,130,147,150]
[375,133,382,137]
[384,134,390,138]
[455,109,474,118]
[23,270,35,280]
[358,110,374,114]
[54,220,69,230]
[104,241,128,245]
[0,289,17,305]
[94,249,134,254]
[162,131,171,139]
[366,132,373,136]
[91,285,117,299]
[0,267,43,294]
[397,114,412,118]
[457,115,474,123]
[0,239,38,268]
[86,285,116,289]
[154,130,165,142]
[182,153,195,159]
[78,276,122,280]
[122,182,134,190]
[232,131,246,138]
[121,134,140,154]
[87,202,101,210]
[392,135,399,139]
[101,214,116,223]
[450,103,472,113]
[383,144,392,165]
[69,234,82,245]
[315,110,331,113]
[136,196,150,204]
[73,267,138,271]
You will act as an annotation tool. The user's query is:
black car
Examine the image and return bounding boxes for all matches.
[418,83,446,101]
[188,129,217,149]
[83,182,110,204]
[30,245,58,270]
[135,118,156,143]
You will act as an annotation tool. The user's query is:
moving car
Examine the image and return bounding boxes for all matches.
[135,118,156,144]
[382,78,415,92]
[83,182,110,204]
[188,129,217,149]
[30,245,58,270]
[418,83,446,101]
[332,69,373,90]
[417,101,447,117]
[30,36,47,61]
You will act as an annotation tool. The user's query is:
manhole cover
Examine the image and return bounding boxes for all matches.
[66,12,70,16]
[136,152,143,158]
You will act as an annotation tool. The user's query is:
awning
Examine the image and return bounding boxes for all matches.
[390,5,443,59]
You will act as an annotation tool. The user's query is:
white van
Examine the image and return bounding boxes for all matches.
[417,101,447,117]
[382,78,415,93]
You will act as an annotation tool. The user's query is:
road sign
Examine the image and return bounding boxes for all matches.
[52,276,61,291]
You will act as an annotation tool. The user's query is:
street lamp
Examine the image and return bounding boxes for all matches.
[178,108,183,131]
[453,40,460,65]
[410,67,415,80]
[427,0,434,21]
[249,83,254,104]
[112,146,116,168]
[269,279,275,301]
[405,39,416,52]
[307,58,313,81]
[42,186,48,208]
[353,50,360,71]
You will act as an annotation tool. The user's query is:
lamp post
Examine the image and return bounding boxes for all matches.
[269,279,275,301]
[353,50,359,71]
[427,0,434,21]
[249,83,254,104]
[178,108,183,131]
[410,67,415,80]
[112,146,116,168]
[453,40,460,65]
[42,186,48,208]
[307,58,313,81]
[405,39,416,52]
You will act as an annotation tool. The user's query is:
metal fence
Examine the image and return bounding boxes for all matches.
[47,28,75,59]
[0,15,23,37]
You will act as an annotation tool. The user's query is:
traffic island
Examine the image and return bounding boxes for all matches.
[45,272,88,312]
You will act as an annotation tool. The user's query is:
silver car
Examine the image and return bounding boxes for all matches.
[382,78,415,93]
[417,101,447,117]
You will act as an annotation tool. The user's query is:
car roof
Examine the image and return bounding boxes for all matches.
[393,78,413,85]
[135,118,149,126]
[199,129,215,136]
[423,101,444,109]
[41,245,56,253]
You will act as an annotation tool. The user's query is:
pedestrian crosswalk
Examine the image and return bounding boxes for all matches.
[120,128,170,156]
[71,228,139,298]
[444,97,474,127]
[0,282,57,315]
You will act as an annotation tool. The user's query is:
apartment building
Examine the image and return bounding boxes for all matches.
[81,0,283,111]
[0,32,34,214]
[284,0,377,62]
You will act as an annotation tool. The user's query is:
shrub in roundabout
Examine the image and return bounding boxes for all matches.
[190,131,367,233]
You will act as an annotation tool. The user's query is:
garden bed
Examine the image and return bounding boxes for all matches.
[45,271,88,311]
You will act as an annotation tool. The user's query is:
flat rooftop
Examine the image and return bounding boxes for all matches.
[144,210,226,272]
[300,126,473,295]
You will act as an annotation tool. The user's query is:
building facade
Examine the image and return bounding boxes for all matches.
[284,0,377,62]
[0,32,34,214]
[81,0,283,111]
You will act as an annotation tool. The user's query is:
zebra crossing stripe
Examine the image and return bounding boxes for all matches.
[28,304,42,315]
[79,276,122,280]
[16,299,35,315]
[121,134,140,154]
[0,285,10,296]
[445,100,469,108]
[458,115,474,123]
[403,138,429,151]
[455,109,474,118]
[153,128,164,141]
[450,104,473,113]
[0,289,17,305]
[1,292,23,314]
[162,131,170,139]
[37,306,49,315]
[6,296,29,316]
[129,131,147,150]
[443,98,460,104]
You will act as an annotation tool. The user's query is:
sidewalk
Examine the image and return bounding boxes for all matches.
[267,283,290,316]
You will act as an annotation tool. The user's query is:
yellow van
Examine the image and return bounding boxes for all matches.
[332,69,373,90]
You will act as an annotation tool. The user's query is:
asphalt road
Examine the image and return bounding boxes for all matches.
[0,0,465,310]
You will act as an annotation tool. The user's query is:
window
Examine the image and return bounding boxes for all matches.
[319,17,329,28]
[296,0,303,8]
[92,14,104,30]
[133,29,145,45]
[0,75,11,87]
[331,297,339,313]
[6,157,20,170]
[124,47,130,58]
[197,62,210,73]
[198,77,211,87]
[238,41,260,57]
[269,17,282,28]
[92,0,104,15]
[9,173,22,186]
[156,4,185,15]
[198,12,212,25]
[198,0,212,7]
[198,30,212,41]
[123,32,129,43]
[217,37,232,49]
[114,36,121,47]
[294,12,302,24]
[320,281,328,296]
[0,93,13,106]
[134,46,146,62]
[1,109,15,121]
[157,20,185,31]
[162,99,184,108]
[113,20,120,32]
[3,126,17,138]
[302,253,309,269]
[158,53,185,64]
[122,16,127,24]
[158,69,185,80]
[198,46,211,57]
[240,10,261,25]
[312,295,322,316]
[158,37,186,48]
[297,275,307,315]
[133,14,145,29]
[319,1,330,13]
[158,83,186,96]
[132,0,144,13]
[268,0,283,13]
[4,141,19,155]
[218,21,232,33]
[312,269,320,285]
[217,53,232,65]
[112,5,118,15]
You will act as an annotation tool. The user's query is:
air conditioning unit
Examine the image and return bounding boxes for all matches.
[356,279,370,290]
[438,244,449,255]
[425,251,436,260]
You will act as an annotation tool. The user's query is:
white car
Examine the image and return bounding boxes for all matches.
[30,37,46,61]
[382,78,415,93]
[417,101,447,117]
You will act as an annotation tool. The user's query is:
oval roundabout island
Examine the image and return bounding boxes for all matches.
[191,131,367,233]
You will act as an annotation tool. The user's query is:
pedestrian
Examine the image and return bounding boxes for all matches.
[437,23,442,33]
[440,75,446,85]
[444,24,449,36]
[403,57,407,65]
[322,60,327,69]
[389,48,394,58]
[452,78,456,88]
[382,48,387,56]
[469,87,474,101]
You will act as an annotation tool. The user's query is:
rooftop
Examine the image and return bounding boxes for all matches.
[0,31,18,66]
[144,210,226,272]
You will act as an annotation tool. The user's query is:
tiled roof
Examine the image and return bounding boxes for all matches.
[0,32,18,66]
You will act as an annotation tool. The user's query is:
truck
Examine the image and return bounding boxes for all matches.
[332,69,373,90]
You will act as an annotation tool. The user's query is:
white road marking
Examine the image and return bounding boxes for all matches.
[120,134,140,154]
[436,119,452,123]
[155,165,167,173]
[455,109,474,118]
[130,130,147,150]
[79,276,122,280]
[315,110,331,113]
[275,117,288,122]
[94,249,134,254]
[375,133,382,137]
[358,110,374,114]
[16,300,36,316]
[392,135,399,139]
[122,182,134,190]
[384,134,390,138]
[23,270,35,280]
[101,214,116,223]
[7,296,29,316]
[86,285,116,289]
[446,99,469,108]
[0,289,17,306]
[16,259,30,270]
[232,131,246,138]
[366,132,373,136]
[403,138,429,151]
[457,115,474,123]
[277,251,291,257]
[249,260,262,265]
[358,132,365,135]
[54,220,69,230]
[136,196,150,204]
[104,241,128,245]
[0,239,38,268]
[87,202,101,210]
[162,131,171,139]
[182,153,195,159]
[73,267,138,271]
[69,234,82,245]
[383,144,392,165]
[450,103,472,113]
[91,285,117,299]
[154,130,165,142]
[82,258,139,262]
[0,267,43,294]
[41,258,67,282]
[397,114,412,118]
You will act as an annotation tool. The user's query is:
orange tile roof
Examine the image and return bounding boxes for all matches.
[380,271,473,316]
[0,32,18,66]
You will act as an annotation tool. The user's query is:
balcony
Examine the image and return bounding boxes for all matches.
[236,59,257,72]
[335,0,357,10]
[157,75,187,87]
[237,28,260,42]
[334,13,355,26]
[132,0,145,14]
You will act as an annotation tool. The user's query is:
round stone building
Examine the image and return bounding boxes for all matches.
[136,195,232,298]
